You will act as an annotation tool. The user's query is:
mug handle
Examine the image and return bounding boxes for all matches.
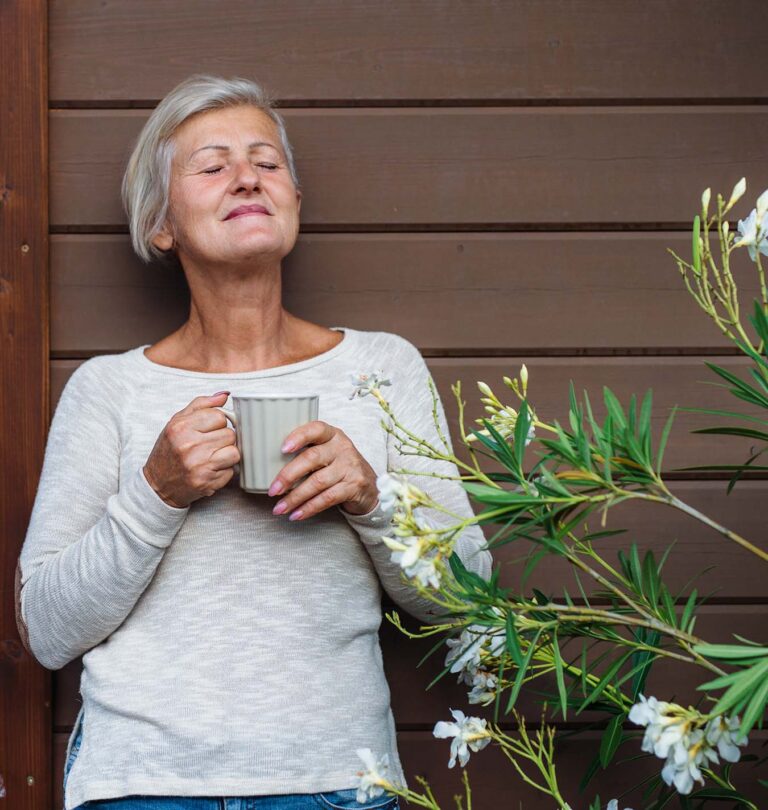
[215,406,238,427]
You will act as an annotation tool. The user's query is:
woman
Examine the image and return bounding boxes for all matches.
[17,75,493,810]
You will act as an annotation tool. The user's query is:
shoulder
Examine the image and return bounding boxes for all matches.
[57,349,137,410]
[349,328,425,368]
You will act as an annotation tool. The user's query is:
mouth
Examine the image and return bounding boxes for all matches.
[224,205,272,221]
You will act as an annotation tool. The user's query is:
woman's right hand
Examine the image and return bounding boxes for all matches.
[143,391,240,508]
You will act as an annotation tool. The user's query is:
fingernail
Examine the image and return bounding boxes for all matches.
[268,481,284,497]
[281,441,295,453]
[273,501,287,515]
[288,510,303,521]
[212,390,230,397]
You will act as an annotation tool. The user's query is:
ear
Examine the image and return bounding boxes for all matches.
[151,222,174,252]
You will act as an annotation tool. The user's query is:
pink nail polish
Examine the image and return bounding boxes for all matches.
[288,510,303,521]
[273,501,287,515]
[282,441,295,453]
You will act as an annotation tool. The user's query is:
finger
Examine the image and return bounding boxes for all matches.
[282,480,352,521]
[197,426,238,446]
[280,420,335,453]
[208,443,240,471]
[176,391,230,417]
[269,441,335,496]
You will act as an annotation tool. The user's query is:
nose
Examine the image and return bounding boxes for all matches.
[231,158,262,193]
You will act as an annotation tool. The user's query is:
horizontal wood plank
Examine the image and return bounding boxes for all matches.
[49,1,768,102]
[50,108,768,227]
[51,233,768,354]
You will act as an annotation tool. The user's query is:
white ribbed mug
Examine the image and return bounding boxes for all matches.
[216,394,319,494]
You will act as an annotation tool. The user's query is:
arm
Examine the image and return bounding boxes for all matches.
[16,360,189,670]
[343,336,493,624]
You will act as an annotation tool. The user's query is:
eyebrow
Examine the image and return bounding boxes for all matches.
[189,141,279,160]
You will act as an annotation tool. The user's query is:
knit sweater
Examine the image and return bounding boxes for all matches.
[18,326,493,810]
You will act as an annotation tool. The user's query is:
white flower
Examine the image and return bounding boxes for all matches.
[349,370,393,399]
[376,472,423,513]
[607,801,634,810]
[467,669,498,705]
[705,715,748,763]
[432,708,492,767]
[445,608,507,679]
[354,748,392,802]
[629,695,749,796]
[733,207,768,261]
[660,728,715,795]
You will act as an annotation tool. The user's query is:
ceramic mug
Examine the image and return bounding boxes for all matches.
[216,394,319,494]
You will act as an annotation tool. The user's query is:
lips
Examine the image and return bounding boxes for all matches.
[224,204,272,220]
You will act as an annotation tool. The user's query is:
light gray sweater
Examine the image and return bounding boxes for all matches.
[18,326,493,809]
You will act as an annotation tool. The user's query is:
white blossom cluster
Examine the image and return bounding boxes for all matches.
[629,695,748,795]
[376,472,448,589]
[444,607,507,705]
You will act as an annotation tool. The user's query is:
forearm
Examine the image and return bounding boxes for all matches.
[20,467,188,669]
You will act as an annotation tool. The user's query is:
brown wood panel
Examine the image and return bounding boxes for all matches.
[52,728,768,809]
[0,2,50,809]
[51,355,768,471]
[49,108,768,227]
[51,233,768,355]
[49,1,768,102]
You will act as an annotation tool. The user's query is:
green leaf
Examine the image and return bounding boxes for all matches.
[505,611,523,668]
[551,634,568,720]
[506,628,542,713]
[513,399,531,471]
[740,669,768,736]
[711,659,768,717]
[599,714,625,768]
[693,644,768,660]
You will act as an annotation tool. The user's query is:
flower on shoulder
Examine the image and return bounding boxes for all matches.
[354,748,398,803]
[433,708,492,767]
[349,370,393,400]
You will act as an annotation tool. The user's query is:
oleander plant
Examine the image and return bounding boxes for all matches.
[348,179,768,809]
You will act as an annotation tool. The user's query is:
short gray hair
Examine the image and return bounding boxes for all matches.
[121,74,300,264]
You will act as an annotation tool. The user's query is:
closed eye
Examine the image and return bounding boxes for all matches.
[202,163,279,175]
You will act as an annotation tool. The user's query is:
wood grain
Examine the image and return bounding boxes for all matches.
[50,108,768,227]
[49,1,768,102]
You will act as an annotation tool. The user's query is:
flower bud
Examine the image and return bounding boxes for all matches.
[477,381,493,398]
[725,177,747,212]
[520,364,528,392]
[701,187,711,215]
[757,188,768,221]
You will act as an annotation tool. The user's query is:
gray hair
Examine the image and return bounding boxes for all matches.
[121,74,300,264]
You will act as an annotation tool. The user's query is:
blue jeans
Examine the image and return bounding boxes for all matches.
[64,720,399,810]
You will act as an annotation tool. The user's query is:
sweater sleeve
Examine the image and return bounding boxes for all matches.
[17,359,190,670]
[342,335,493,625]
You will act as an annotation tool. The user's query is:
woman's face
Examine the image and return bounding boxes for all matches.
[152,105,302,266]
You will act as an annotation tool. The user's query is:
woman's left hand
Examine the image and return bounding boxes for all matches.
[267,420,379,520]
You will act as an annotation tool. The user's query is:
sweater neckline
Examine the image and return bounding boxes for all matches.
[132,326,354,379]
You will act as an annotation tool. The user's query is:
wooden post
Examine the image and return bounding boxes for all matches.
[0,1,51,809]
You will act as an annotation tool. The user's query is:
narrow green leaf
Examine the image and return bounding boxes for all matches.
[693,644,768,660]
[599,714,625,768]
[551,634,568,720]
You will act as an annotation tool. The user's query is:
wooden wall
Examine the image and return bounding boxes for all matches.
[20,1,768,807]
